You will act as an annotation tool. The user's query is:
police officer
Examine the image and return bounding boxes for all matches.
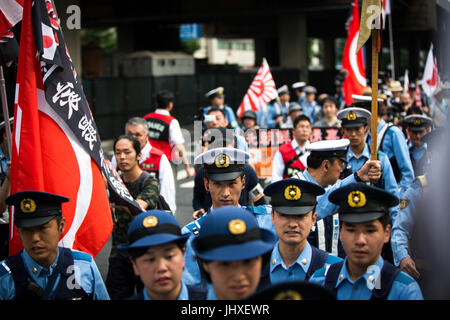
[248,280,335,300]
[280,102,302,129]
[117,210,206,300]
[292,81,307,106]
[310,183,423,300]
[301,86,320,125]
[274,85,291,127]
[240,110,259,130]
[192,206,276,300]
[182,147,273,286]
[303,139,382,257]
[203,87,239,129]
[336,106,400,264]
[0,191,109,300]
[263,178,342,284]
[356,94,415,197]
[403,114,433,177]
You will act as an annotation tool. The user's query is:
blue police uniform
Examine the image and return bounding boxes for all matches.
[367,119,415,197]
[0,190,109,300]
[270,241,341,284]
[191,206,276,300]
[203,105,238,129]
[0,247,109,300]
[257,102,281,129]
[391,178,424,267]
[263,178,342,284]
[310,256,423,300]
[117,210,201,300]
[310,183,423,300]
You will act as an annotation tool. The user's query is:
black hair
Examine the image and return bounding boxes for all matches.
[321,96,337,107]
[293,114,311,128]
[307,154,338,169]
[128,239,186,260]
[406,105,423,116]
[156,90,174,109]
[207,107,226,118]
[113,134,142,155]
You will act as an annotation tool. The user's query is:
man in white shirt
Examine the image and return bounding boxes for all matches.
[271,115,312,182]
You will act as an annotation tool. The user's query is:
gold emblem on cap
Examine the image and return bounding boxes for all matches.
[20,198,37,213]
[284,185,301,201]
[413,119,421,126]
[143,216,158,228]
[215,154,230,168]
[274,290,303,300]
[347,111,357,121]
[348,190,367,208]
[218,89,223,95]
[400,198,410,210]
[228,219,246,235]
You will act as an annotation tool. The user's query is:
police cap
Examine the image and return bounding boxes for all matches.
[328,183,399,224]
[205,87,225,99]
[192,206,276,261]
[6,190,69,228]
[337,107,371,128]
[264,178,325,215]
[403,115,433,132]
[117,210,188,251]
[277,85,289,96]
[194,147,250,181]
[305,139,350,163]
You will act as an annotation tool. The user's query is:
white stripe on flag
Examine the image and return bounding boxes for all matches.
[14,105,22,155]
[0,0,23,28]
[36,88,93,249]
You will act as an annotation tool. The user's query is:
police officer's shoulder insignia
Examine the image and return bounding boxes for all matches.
[20,198,37,213]
[143,215,158,228]
[215,154,230,168]
[284,185,301,201]
[400,198,410,210]
[347,111,357,121]
[348,190,366,208]
[274,290,302,300]
[228,219,246,235]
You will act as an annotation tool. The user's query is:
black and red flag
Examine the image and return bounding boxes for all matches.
[9,0,142,256]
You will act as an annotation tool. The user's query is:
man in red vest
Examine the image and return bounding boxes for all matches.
[272,115,312,182]
[144,90,192,178]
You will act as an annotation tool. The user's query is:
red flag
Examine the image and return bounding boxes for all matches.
[237,58,278,118]
[0,0,23,37]
[9,0,116,257]
[342,0,367,106]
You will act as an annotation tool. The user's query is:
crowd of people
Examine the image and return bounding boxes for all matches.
[0,69,449,301]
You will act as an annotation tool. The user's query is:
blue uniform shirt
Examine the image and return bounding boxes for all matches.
[391,179,423,266]
[257,103,280,129]
[310,256,423,300]
[346,144,400,223]
[181,205,275,286]
[269,241,342,284]
[0,248,110,300]
[142,281,189,300]
[301,100,320,124]
[368,119,415,197]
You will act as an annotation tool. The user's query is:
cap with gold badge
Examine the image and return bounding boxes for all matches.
[247,280,335,300]
[5,190,69,228]
[328,183,399,223]
[403,115,433,132]
[277,85,289,96]
[205,87,225,99]
[337,106,372,128]
[192,206,276,261]
[264,178,325,215]
[117,210,188,251]
[194,147,250,182]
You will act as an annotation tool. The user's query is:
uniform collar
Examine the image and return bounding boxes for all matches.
[22,247,60,281]
[336,256,384,288]
[143,281,189,300]
[270,241,312,274]
[347,143,370,161]
[377,118,386,132]
[303,170,319,186]
[292,139,310,151]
